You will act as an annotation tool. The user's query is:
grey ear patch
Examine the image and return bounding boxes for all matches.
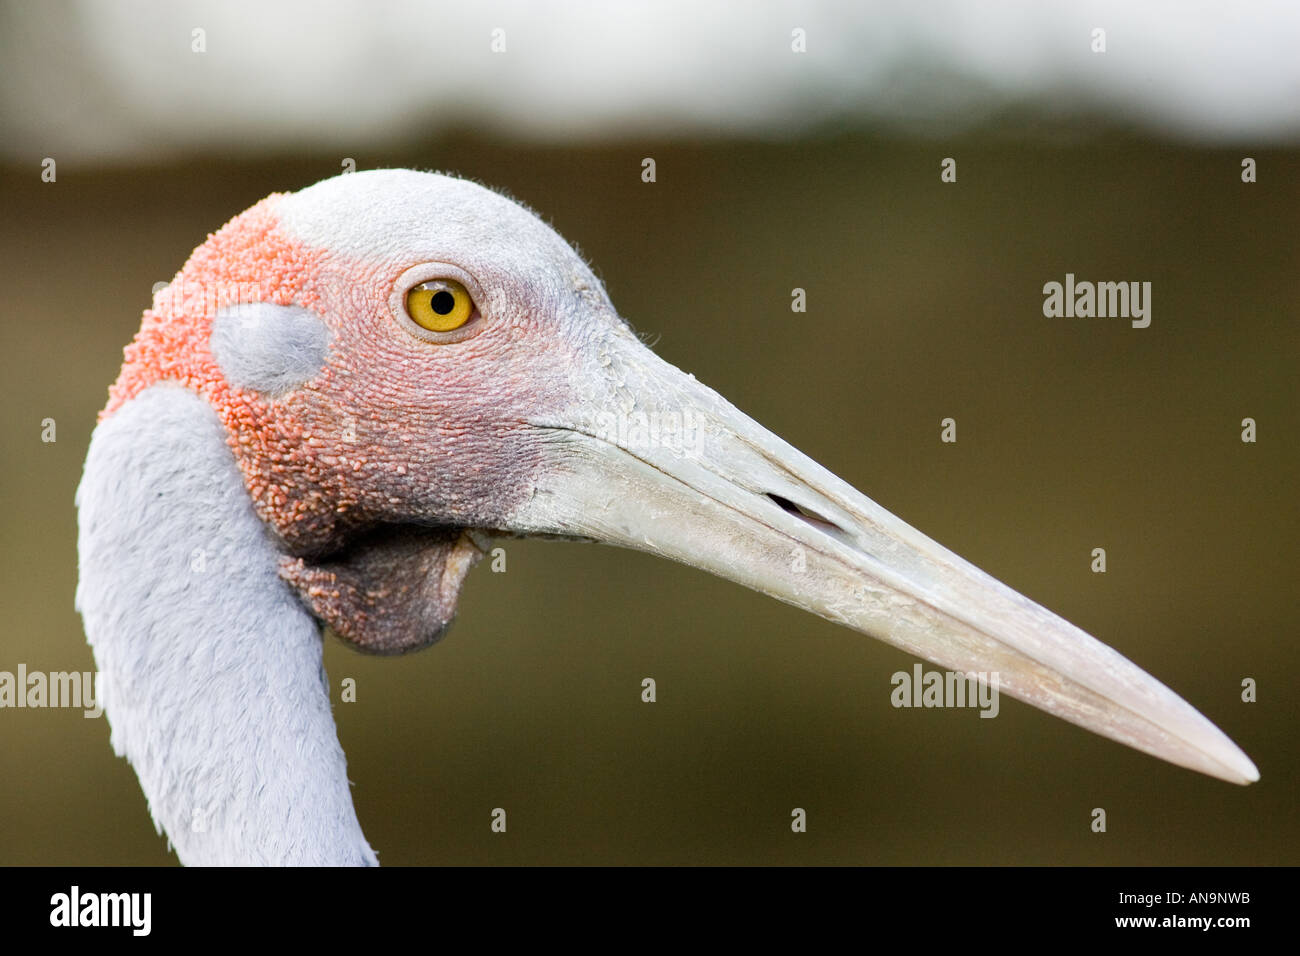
[211,302,330,398]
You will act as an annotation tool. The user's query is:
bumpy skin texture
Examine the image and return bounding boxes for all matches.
[102,170,624,649]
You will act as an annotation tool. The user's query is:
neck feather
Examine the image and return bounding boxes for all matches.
[76,384,376,865]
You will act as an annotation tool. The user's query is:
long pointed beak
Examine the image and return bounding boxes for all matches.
[510,330,1258,785]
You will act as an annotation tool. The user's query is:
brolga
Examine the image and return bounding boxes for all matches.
[76,169,1257,866]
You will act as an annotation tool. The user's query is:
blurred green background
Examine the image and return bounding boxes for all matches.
[2,0,1298,866]
[2,134,1295,864]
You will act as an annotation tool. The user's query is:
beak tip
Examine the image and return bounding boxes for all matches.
[1202,738,1259,785]
[1234,755,1261,786]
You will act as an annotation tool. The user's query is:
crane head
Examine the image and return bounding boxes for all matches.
[103,169,1257,786]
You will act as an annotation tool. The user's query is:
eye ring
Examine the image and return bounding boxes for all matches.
[389,262,486,344]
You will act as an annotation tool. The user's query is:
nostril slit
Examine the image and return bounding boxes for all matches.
[767,493,802,515]
[767,493,845,535]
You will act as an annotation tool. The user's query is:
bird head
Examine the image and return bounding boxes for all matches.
[102,168,1256,783]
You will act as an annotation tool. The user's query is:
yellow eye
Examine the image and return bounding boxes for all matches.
[405,279,475,332]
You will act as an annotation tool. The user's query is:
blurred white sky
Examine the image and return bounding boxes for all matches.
[2,0,1298,163]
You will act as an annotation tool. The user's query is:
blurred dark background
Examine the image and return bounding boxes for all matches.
[1,1,1296,865]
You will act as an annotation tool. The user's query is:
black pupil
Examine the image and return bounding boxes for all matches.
[430,289,456,315]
